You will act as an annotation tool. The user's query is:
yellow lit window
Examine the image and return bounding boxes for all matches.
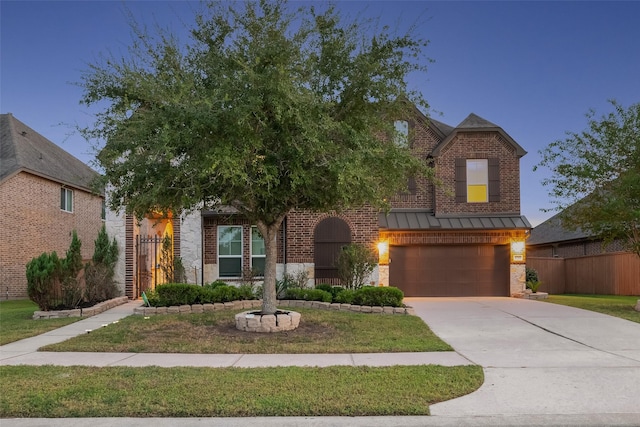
[467,159,488,203]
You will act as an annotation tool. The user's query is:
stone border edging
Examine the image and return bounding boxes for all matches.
[32,296,130,320]
[133,299,415,316]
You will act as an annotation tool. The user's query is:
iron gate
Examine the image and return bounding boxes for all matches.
[135,235,171,298]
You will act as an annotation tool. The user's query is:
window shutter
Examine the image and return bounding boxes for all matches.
[455,158,466,203]
[408,176,417,195]
[488,158,500,202]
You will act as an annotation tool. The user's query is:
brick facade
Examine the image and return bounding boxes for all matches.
[0,172,104,298]
[435,132,521,215]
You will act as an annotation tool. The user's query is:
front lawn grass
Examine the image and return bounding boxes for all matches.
[0,364,483,417]
[0,300,80,345]
[42,307,452,353]
[545,294,640,324]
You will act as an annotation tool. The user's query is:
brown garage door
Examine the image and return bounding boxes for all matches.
[390,245,509,297]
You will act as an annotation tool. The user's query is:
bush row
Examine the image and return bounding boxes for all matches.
[146,282,404,308]
[293,284,405,307]
[145,282,257,307]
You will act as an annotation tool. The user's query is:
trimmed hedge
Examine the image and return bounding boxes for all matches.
[147,282,257,307]
[284,288,332,303]
[353,286,404,307]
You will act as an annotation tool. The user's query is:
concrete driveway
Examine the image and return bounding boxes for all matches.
[408,297,640,417]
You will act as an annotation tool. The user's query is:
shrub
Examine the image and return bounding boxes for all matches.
[156,283,202,306]
[526,280,542,293]
[85,225,120,305]
[333,288,355,304]
[26,252,63,311]
[353,286,404,307]
[336,243,376,290]
[284,288,332,303]
[205,280,229,289]
[315,283,333,293]
[525,267,539,283]
[236,284,257,300]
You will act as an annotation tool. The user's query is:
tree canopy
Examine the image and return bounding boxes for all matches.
[81,0,433,313]
[536,101,640,256]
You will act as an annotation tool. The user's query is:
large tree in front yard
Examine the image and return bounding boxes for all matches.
[536,101,640,256]
[81,0,432,314]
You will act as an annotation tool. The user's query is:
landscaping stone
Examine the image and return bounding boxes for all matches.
[191,304,204,313]
[635,299,640,312]
[235,310,301,333]
[203,304,215,312]
[33,296,129,320]
[156,307,167,315]
[371,306,383,313]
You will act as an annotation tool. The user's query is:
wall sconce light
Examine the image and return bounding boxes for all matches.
[377,241,389,265]
[510,240,526,263]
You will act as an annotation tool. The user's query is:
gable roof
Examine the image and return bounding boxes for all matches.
[431,113,527,157]
[527,211,592,246]
[0,113,100,193]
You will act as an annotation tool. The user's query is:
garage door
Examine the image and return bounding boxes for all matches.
[390,245,509,297]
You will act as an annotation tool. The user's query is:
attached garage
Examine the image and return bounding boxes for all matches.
[389,244,510,297]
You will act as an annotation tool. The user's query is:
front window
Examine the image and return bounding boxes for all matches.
[60,188,73,212]
[101,200,106,221]
[393,120,409,147]
[466,159,488,203]
[251,226,266,276]
[218,226,242,277]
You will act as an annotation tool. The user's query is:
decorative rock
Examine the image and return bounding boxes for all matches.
[156,307,167,315]
[167,306,180,314]
[330,303,341,311]
[191,304,204,313]
[179,305,191,313]
[361,306,372,313]
[383,307,394,314]
[350,305,361,312]
[405,307,416,315]
[213,303,225,311]
[635,299,640,312]
[393,307,405,314]
[203,304,215,312]
[371,306,383,313]
[144,307,157,315]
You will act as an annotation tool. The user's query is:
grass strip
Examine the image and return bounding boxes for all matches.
[42,307,452,353]
[545,294,640,324]
[0,365,483,417]
[0,300,79,345]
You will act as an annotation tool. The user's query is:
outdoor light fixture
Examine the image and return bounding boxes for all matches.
[510,240,526,263]
[377,241,389,265]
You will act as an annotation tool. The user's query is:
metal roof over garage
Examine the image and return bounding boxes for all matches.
[379,209,531,230]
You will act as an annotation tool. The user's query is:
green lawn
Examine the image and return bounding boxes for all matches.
[545,294,640,324]
[0,365,483,417]
[0,300,80,345]
[42,307,452,353]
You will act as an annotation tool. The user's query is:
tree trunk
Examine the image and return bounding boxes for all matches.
[257,221,281,315]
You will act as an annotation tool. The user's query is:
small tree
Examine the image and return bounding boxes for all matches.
[85,225,120,304]
[81,0,432,314]
[61,231,84,308]
[336,243,377,290]
[26,252,62,311]
[536,101,640,256]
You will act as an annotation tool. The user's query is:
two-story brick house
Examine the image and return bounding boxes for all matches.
[0,114,105,299]
[111,106,530,298]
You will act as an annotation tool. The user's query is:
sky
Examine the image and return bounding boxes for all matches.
[2,1,639,227]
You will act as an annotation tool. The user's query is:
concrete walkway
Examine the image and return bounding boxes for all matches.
[2,297,640,426]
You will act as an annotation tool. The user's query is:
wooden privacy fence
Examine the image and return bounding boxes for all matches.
[528,252,640,295]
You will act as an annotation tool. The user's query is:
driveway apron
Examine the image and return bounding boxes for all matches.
[408,297,640,417]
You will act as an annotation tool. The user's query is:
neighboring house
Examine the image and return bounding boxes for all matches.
[527,211,626,258]
[108,107,531,298]
[0,114,105,299]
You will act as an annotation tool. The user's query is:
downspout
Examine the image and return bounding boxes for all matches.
[282,216,287,276]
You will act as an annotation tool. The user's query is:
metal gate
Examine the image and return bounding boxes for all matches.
[135,235,171,298]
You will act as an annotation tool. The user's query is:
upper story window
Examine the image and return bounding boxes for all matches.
[466,159,488,203]
[218,226,242,277]
[393,120,409,147]
[251,226,266,277]
[60,188,73,212]
[455,158,500,204]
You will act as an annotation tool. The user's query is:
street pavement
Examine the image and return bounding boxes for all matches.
[2,297,640,426]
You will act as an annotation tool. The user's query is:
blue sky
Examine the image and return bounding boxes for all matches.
[2,1,639,226]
